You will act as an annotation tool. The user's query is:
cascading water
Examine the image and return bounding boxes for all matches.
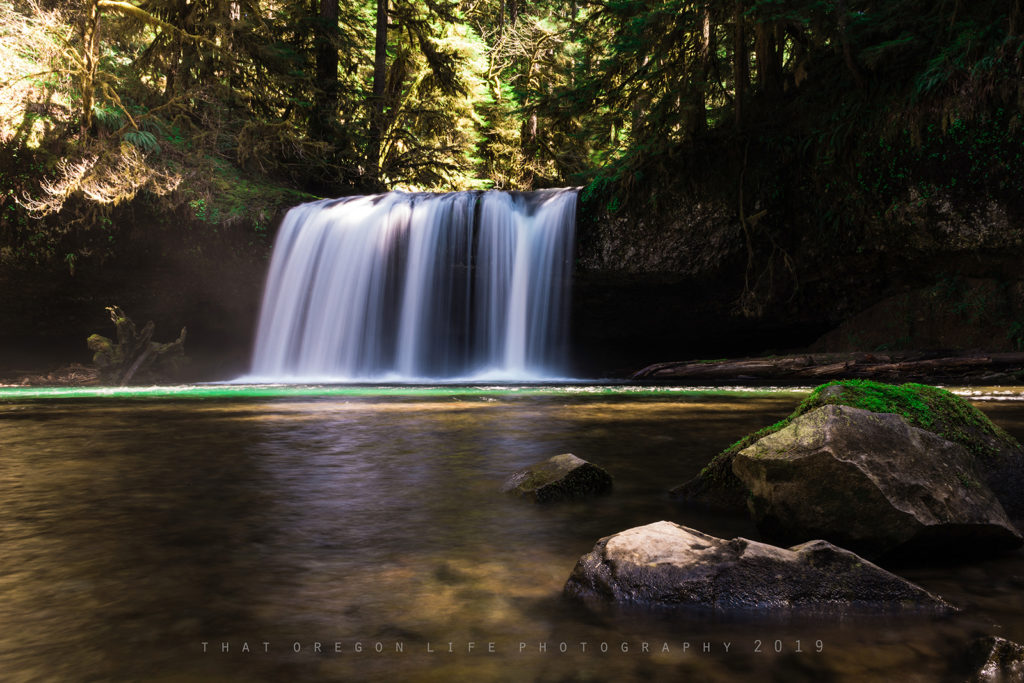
[248,188,576,381]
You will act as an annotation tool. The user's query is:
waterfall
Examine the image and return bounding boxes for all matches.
[248,189,576,381]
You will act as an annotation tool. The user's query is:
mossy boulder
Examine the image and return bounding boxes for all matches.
[674,380,1024,519]
[564,521,953,611]
[502,454,613,503]
[733,404,1022,558]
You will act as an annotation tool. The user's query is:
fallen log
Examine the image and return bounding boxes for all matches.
[632,351,1024,384]
[87,306,186,385]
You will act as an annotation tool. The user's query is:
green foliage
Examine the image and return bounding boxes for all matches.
[859,115,1024,210]
[123,130,160,153]
[799,380,935,427]
[183,154,317,235]
[5,0,1024,271]
[561,0,1024,261]
[91,103,125,130]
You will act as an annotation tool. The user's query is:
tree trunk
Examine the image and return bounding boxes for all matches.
[368,0,388,187]
[226,1,240,105]
[312,0,340,140]
[163,35,180,99]
[755,21,782,98]
[178,0,198,93]
[732,0,748,130]
[688,4,712,136]
[80,0,101,139]
[632,351,1024,383]
[836,0,865,89]
[87,307,187,385]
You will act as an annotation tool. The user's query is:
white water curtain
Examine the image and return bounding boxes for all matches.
[249,189,577,381]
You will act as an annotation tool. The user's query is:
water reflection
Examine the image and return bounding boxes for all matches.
[0,393,1021,681]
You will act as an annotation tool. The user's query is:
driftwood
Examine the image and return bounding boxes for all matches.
[632,351,1024,384]
[86,306,186,385]
[0,363,100,387]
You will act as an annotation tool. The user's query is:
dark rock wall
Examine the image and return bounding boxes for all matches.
[570,187,1024,376]
[0,205,272,380]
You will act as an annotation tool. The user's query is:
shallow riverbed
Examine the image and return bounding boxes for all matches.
[1,385,1022,682]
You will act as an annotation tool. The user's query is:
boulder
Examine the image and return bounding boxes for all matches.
[564,521,952,611]
[732,404,1023,558]
[810,383,1024,520]
[965,636,1024,683]
[673,381,1024,520]
[502,453,613,502]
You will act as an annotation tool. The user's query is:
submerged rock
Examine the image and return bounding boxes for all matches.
[564,521,952,611]
[965,636,1024,683]
[732,404,1022,558]
[502,453,613,502]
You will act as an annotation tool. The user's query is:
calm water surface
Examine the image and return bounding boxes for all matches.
[1,386,1023,682]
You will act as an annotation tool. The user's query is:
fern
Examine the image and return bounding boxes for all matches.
[91,103,124,130]
[123,130,161,154]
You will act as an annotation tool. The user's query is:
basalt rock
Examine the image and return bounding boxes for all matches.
[732,404,1023,559]
[564,521,952,611]
[674,381,1024,521]
[502,453,613,503]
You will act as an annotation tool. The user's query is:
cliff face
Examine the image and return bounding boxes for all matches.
[0,203,274,381]
[569,185,1024,375]
[576,197,742,277]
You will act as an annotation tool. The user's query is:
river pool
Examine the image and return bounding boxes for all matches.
[1,385,1022,682]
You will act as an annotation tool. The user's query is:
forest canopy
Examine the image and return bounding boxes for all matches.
[1,0,1023,268]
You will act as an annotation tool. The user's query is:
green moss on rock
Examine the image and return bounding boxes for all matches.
[675,380,1024,512]
[797,380,1018,461]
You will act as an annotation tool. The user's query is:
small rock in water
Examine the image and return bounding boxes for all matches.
[964,636,1024,682]
[502,453,613,503]
[564,521,953,612]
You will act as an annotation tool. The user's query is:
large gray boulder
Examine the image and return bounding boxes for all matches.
[564,521,952,611]
[732,404,1022,558]
[673,381,1024,520]
[502,453,612,502]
